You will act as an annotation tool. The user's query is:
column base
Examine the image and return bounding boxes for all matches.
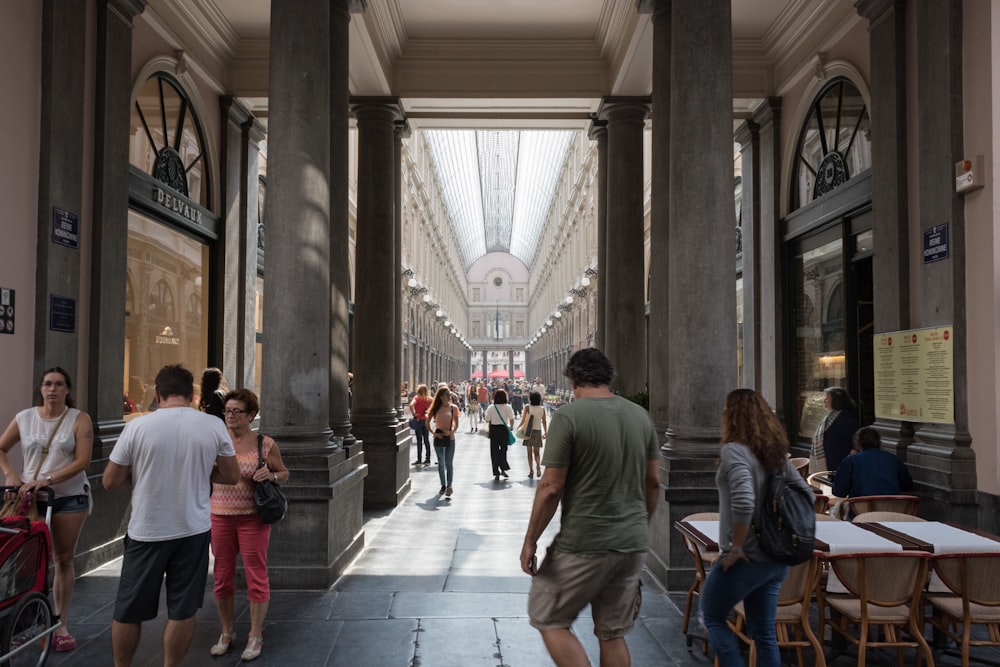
[267,442,368,588]
[908,423,978,524]
[649,441,722,592]
[354,421,412,509]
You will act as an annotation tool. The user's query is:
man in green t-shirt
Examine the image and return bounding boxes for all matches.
[520,348,660,666]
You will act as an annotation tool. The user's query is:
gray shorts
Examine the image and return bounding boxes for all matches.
[528,549,645,640]
[113,531,210,623]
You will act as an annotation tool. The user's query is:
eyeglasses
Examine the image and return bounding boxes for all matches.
[41,381,67,388]
[223,408,248,416]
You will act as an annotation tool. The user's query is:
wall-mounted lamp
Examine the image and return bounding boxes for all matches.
[423,293,432,303]
[545,319,553,327]
[401,268,415,278]
[568,288,587,298]
[436,309,444,318]
[410,285,427,297]
[584,267,598,278]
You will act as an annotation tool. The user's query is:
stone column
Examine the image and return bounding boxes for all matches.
[329,0,361,447]
[394,121,409,416]
[753,99,784,409]
[855,0,914,456]
[658,0,736,591]
[644,0,669,435]
[219,97,264,390]
[597,97,649,396]
[588,121,608,352]
[351,97,410,508]
[82,0,146,577]
[735,119,760,388]
[908,0,975,523]
[35,0,87,387]
[262,0,366,589]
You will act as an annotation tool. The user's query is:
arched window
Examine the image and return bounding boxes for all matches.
[150,280,175,320]
[790,78,871,210]
[130,73,210,207]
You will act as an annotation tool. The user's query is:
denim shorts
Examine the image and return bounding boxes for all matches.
[50,494,90,514]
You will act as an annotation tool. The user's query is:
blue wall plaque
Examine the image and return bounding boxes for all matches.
[49,295,76,333]
[923,224,949,264]
[52,207,79,249]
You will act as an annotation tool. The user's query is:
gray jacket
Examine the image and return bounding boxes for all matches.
[716,442,814,562]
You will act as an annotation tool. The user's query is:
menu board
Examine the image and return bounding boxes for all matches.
[873,326,954,424]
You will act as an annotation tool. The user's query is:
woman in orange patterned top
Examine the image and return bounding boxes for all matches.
[209,389,288,662]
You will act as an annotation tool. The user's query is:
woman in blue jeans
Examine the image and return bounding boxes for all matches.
[701,389,812,666]
[425,385,459,498]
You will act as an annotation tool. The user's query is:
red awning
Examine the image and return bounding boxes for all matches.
[513,370,525,378]
[487,370,509,378]
[470,370,483,379]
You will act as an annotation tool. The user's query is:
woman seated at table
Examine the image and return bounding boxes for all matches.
[830,427,914,519]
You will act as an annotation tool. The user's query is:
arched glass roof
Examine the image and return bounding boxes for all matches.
[424,129,575,269]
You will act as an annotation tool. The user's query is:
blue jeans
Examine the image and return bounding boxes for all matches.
[434,438,455,486]
[700,557,788,667]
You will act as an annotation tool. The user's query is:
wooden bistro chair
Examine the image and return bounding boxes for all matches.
[821,551,934,667]
[927,552,1000,667]
[814,494,830,514]
[845,495,919,516]
[724,553,826,667]
[679,512,720,654]
[790,457,810,479]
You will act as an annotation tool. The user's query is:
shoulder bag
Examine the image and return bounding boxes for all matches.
[254,434,288,524]
[515,413,534,441]
[0,408,69,520]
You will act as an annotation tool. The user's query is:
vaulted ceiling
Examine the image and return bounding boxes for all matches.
[146,0,861,267]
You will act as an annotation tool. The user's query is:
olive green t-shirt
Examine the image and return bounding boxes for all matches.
[541,396,660,553]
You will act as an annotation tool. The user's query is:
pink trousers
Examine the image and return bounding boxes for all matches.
[211,513,271,602]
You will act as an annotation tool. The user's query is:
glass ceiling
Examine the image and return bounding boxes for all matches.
[424,130,575,269]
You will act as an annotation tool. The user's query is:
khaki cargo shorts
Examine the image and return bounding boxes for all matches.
[528,549,644,640]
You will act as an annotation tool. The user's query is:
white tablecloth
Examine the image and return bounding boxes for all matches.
[818,522,902,594]
[879,521,1000,592]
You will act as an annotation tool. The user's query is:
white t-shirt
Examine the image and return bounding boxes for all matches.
[14,407,88,497]
[110,407,235,541]
[531,383,546,397]
[484,403,514,425]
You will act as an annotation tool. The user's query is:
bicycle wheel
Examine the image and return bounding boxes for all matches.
[0,592,53,667]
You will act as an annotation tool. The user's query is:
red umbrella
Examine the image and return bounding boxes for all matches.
[487,370,509,378]
[471,370,483,379]
[513,370,525,378]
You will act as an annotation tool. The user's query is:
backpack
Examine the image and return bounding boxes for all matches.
[752,468,816,565]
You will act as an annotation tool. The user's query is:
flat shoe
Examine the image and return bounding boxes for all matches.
[241,636,263,661]
[53,634,76,652]
[209,631,235,656]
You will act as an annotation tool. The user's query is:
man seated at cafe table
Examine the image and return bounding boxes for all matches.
[829,427,915,519]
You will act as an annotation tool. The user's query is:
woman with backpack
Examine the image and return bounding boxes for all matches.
[700,389,813,666]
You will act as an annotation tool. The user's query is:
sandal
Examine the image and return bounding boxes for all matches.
[241,636,263,661]
[53,633,76,652]
[209,631,235,656]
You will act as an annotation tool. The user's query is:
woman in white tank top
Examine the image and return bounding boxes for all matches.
[0,367,93,653]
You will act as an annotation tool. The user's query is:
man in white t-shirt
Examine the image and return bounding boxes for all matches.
[531,377,546,397]
[103,364,238,667]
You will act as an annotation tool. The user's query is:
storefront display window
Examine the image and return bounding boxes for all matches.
[124,212,209,417]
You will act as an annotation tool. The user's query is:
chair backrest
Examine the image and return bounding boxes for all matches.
[827,551,930,607]
[852,511,926,523]
[777,553,822,606]
[806,471,830,490]
[933,553,1000,607]
[789,457,810,479]
[845,495,919,516]
[814,512,839,521]
[814,494,830,513]
[680,512,720,568]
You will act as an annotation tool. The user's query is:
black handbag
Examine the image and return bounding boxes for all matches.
[254,434,287,524]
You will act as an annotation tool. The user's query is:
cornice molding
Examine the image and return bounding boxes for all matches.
[764,0,862,92]
[144,0,237,93]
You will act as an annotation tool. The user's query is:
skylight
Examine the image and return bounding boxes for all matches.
[424,129,575,269]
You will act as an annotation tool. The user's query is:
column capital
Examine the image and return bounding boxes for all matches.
[596,96,650,124]
[395,119,412,139]
[587,118,607,141]
[733,119,759,148]
[105,0,147,21]
[350,96,404,123]
[855,0,905,26]
[751,96,781,128]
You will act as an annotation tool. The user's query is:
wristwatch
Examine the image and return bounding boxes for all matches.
[45,475,53,486]
[272,472,277,482]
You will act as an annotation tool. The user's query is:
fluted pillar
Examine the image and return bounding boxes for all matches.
[394,121,409,417]
[588,120,608,352]
[597,97,649,396]
[735,119,760,389]
[351,97,411,508]
[262,0,366,589]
